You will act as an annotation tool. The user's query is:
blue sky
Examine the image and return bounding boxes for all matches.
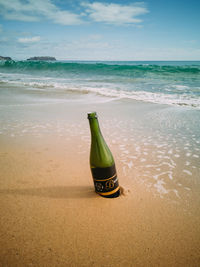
[0,0,200,60]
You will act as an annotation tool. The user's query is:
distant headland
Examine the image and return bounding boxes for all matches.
[27,56,56,61]
[0,56,57,61]
[0,56,12,60]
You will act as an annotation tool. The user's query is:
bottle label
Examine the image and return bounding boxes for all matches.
[91,164,119,196]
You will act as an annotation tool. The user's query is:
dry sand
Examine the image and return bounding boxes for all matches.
[0,100,200,266]
[0,137,199,267]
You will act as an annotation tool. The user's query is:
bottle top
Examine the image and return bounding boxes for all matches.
[87,112,98,119]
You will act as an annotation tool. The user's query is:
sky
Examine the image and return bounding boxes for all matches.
[0,0,200,61]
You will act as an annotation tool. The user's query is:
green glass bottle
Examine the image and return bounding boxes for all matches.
[88,112,120,198]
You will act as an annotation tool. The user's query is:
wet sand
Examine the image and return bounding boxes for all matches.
[0,98,200,266]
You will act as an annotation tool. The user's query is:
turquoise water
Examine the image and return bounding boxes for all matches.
[0,60,200,108]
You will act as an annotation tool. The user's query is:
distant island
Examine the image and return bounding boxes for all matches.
[27,56,56,61]
[0,56,12,60]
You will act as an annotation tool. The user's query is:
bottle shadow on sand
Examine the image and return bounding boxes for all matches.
[0,185,97,199]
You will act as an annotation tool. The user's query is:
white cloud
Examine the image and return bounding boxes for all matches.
[0,0,83,25]
[18,36,41,43]
[0,1,149,26]
[0,0,39,22]
[82,2,149,25]
[4,13,39,22]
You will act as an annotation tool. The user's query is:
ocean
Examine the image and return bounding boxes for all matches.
[0,60,200,108]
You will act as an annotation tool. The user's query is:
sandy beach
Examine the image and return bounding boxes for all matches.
[1,0,200,263]
[0,96,200,266]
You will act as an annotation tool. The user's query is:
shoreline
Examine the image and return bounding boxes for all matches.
[0,97,199,203]
[1,60,200,110]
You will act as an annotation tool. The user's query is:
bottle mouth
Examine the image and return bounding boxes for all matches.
[87,112,97,119]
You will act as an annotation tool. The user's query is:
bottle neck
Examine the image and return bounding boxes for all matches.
[88,117,102,139]
[88,114,114,168]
